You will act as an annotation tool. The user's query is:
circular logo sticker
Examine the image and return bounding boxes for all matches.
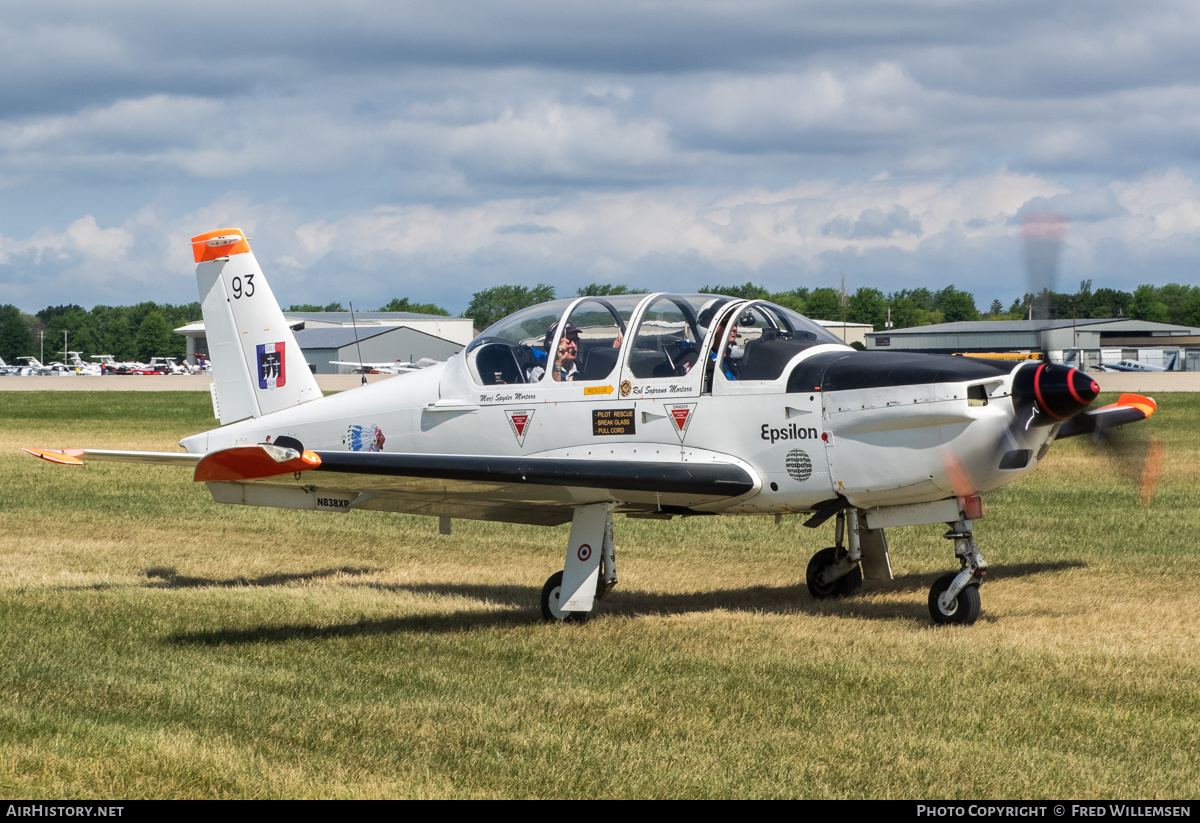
[619,380,631,397]
[577,544,592,562]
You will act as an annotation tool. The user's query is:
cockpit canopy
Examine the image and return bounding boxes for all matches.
[467,293,849,387]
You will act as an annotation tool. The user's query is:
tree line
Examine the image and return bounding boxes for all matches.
[460,280,1200,331]
[0,297,456,363]
[2,281,1196,363]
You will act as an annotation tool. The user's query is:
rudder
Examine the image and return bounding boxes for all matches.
[192,228,322,424]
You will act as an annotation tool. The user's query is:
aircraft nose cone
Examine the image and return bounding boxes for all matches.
[1014,362,1099,423]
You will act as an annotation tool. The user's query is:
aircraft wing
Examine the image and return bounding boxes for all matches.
[1055,393,1157,439]
[210,450,759,526]
[26,444,758,527]
[23,448,202,467]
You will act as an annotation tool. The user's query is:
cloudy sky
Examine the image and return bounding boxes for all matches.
[2,0,1199,316]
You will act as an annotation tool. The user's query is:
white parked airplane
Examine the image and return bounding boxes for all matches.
[1095,352,1180,373]
[26,228,1159,625]
[330,359,423,375]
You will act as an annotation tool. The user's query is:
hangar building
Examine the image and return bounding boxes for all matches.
[176,311,477,374]
[866,318,1200,370]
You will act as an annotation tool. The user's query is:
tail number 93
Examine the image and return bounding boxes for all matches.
[231,274,255,299]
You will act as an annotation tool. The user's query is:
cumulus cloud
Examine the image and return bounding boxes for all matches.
[2,1,1200,313]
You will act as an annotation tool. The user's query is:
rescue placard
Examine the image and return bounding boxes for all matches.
[592,408,635,436]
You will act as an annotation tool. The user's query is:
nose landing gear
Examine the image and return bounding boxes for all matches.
[929,516,986,625]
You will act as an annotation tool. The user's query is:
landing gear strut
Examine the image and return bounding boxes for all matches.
[541,503,618,623]
[928,516,986,625]
[806,509,863,599]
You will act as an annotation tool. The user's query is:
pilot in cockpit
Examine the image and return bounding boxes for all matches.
[526,322,581,382]
[706,314,742,382]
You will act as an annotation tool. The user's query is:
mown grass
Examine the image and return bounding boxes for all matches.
[1,391,1197,798]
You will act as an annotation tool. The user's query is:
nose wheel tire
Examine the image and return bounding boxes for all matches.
[540,571,591,623]
[928,572,981,625]
[805,546,863,600]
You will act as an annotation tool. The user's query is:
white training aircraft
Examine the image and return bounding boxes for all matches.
[330,358,426,375]
[26,228,1159,625]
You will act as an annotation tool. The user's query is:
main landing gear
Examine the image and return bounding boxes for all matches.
[928,516,985,626]
[805,504,987,625]
[806,509,863,599]
[540,503,618,623]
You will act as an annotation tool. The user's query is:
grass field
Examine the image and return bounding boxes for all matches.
[1,391,1198,799]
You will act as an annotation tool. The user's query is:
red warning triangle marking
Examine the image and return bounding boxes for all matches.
[511,414,528,436]
[666,403,696,441]
[506,409,535,446]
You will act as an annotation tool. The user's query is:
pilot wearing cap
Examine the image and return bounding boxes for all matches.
[527,322,581,382]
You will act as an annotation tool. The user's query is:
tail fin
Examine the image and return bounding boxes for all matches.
[192,228,322,424]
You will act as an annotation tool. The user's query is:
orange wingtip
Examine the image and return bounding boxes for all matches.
[190,228,252,263]
[1097,393,1157,419]
[194,444,321,483]
[23,448,86,465]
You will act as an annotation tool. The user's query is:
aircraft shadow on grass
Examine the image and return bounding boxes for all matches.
[140,565,385,589]
[164,559,1087,645]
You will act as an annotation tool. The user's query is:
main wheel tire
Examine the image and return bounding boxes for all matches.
[928,572,981,625]
[805,547,864,600]
[540,571,591,623]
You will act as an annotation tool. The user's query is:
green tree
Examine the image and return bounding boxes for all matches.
[0,304,34,361]
[1130,285,1169,322]
[576,283,643,296]
[768,287,809,314]
[44,307,100,360]
[1157,283,1194,324]
[1090,288,1132,318]
[699,282,771,300]
[1185,290,1200,327]
[804,288,842,320]
[134,310,178,361]
[889,296,940,329]
[102,315,134,360]
[379,297,450,315]
[933,285,979,322]
[464,284,555,330]
[847,287,888,330]
[889,288,936,311]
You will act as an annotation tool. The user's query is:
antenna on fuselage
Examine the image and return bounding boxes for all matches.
[349,302,367,385]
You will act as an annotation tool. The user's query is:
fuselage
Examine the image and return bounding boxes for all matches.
[182,294,1054,516]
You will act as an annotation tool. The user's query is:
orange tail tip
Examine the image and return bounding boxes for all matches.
[23,448,86,465]
[190,228,251,263]
[194,444,321,483]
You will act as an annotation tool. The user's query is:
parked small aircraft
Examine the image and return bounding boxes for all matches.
[330,358,426,375]
[1095,353,1179,373]
[26,229,1159,625]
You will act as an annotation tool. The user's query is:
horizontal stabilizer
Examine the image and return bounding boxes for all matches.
[24,448,200,467]
[194,444,321,482]
[1057,393,1157,439]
